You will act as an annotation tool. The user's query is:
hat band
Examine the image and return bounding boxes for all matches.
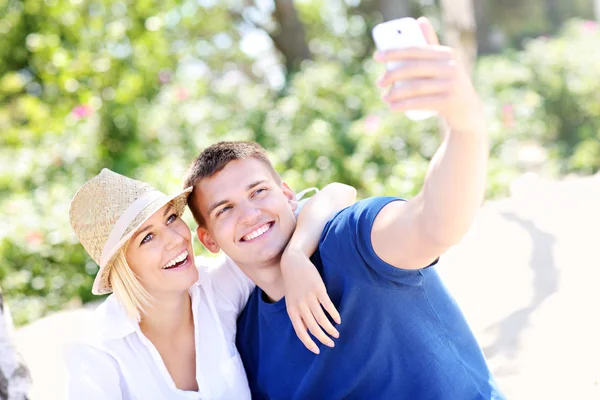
[99,190,164,267]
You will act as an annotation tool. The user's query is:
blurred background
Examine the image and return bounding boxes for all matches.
[1,0,599,399]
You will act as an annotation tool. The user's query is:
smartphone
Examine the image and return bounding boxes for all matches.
[372,18,436,121]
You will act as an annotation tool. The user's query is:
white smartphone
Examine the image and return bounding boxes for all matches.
[372,17,436,121]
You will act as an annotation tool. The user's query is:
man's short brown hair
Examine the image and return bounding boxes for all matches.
[183,141,281,226]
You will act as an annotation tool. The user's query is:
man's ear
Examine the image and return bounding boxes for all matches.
[196,226,220,254]
[281,182,298,212]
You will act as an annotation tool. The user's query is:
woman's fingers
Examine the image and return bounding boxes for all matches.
[299,303,335,348]
[318,289,341,325]
[309,296,339,339]
[289,308,320,354]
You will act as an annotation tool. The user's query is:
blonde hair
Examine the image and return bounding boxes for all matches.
[108,249,153,322]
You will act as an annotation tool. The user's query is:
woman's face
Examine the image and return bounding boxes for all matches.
[125,203,198,297]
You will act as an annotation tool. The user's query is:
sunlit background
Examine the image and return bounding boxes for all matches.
[1,0,599,399]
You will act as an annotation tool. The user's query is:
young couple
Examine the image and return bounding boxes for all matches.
[66,18,504,400]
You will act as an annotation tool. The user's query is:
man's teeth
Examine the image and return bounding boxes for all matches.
[243,224,270,241]
[162,250,188,269]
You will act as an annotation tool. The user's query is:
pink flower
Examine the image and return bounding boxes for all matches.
[158,70,171,84]
[364,114,381,133]
[176,87,189,101]
[25,231,44,246]
[71,104,94,119]
[502,104,515,128]
[584,20,598,32]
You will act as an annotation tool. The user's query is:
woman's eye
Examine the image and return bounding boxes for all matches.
[167,213,178,223]
[141,233,153,245]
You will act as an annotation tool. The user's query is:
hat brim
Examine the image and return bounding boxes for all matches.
[91,186,193,295]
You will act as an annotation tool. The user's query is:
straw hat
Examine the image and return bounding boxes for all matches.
[69,169,193,295]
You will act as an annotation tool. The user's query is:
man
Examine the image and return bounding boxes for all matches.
[184,17,504,400]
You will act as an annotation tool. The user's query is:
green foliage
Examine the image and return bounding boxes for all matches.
[475,19,600,175]
[1,0,598,326]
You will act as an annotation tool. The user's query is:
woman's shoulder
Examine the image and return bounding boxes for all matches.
[67,295,136,349]
[194,254,240,284]
[194,253,229,271]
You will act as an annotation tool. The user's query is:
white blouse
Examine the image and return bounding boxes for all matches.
[64,255,254,400]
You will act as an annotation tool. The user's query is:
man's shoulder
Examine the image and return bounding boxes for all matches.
[316,196,406,274]
[323,196,403,235]
[237,286,260,316]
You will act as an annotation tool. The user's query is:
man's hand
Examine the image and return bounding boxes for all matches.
[281,249,341,355]
[375,17,485,134]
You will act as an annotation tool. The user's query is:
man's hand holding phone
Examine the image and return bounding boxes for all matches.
[373,17,485,134]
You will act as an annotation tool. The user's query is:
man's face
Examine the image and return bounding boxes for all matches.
[193,158,298,271]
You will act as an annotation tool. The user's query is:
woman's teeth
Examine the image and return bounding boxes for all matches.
[162,250,188,269]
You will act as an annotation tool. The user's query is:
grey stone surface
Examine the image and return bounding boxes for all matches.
[0,291,31,400]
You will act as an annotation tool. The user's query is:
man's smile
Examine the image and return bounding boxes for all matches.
[240,222,274,242]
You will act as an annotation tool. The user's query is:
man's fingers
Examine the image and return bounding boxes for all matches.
[383,79,452,103]
[377,60,455,87]
[375,46,452,63]
[389,93,450,112]
[289,310,320,354]
[318,291,341,325]
[309,297,339,339]
[300,304,335,348]
[418,16,440,46]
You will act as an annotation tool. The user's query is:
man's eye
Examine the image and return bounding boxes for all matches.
[167,213,178,223]
[253,187,268,197]
[141,233,153,245]
[216,206,232,217]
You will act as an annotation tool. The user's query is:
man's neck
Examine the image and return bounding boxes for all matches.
[239,259,286,303]
[259,274,285,303]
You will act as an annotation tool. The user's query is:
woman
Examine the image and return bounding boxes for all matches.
[64,168,355,399]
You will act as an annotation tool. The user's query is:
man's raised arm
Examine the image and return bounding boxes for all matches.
[371,17,488,270]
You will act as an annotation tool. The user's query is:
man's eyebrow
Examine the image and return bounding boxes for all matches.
[207,181,269,217]
[207,199,229,217]
[246,180,267,190]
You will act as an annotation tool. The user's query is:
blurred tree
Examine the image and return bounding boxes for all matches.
[545,0,562,32]
[474,0,494,54]
[485,0,593,49]
[596,0,600,20]
[376,0,411,21]
[271,0,312,72]
[441,0,477,72]
[238,0,312,73]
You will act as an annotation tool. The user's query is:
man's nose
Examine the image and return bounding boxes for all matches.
[238,201,261,226]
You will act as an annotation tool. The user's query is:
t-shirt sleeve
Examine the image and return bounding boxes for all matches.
[63,342,124,400]
[319,196,435,286]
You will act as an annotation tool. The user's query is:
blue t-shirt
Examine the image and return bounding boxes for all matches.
[236,197,504,400]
